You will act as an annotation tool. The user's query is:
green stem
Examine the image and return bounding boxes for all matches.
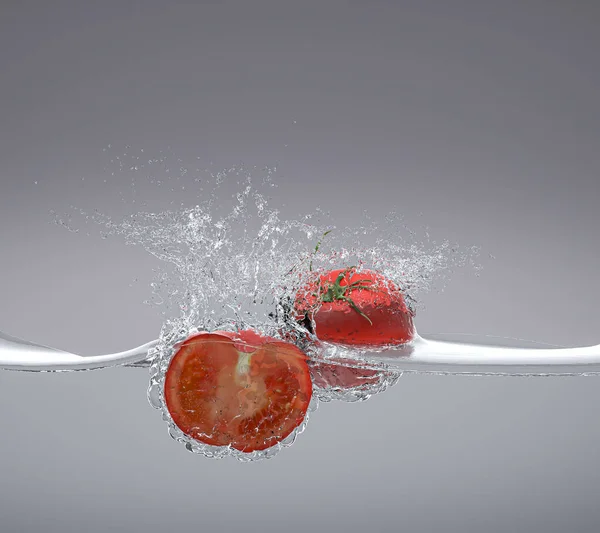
[317,266,374,325]
[342,296,373,325]
[309,229,333,272]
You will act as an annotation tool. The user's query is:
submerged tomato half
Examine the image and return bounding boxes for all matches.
[294,267,415,347]
[164,331,312,452]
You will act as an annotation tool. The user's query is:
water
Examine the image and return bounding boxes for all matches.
[4,328,600,376]
[4,153,600,460]
[0,329,157,372]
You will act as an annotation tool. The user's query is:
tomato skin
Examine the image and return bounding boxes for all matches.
[164,330,312,453]
[294,268,415,347]
[212,329,271,353]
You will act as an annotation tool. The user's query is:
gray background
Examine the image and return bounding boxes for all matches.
[1,1,600,532]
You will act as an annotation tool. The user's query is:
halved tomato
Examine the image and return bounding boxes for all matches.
[164,330,312,453]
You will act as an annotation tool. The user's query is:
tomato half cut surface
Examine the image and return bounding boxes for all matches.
[164,331,313,453]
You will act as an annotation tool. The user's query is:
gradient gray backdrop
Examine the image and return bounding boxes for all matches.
[2,1,600,532]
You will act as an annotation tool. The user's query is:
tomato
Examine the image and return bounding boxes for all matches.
[294,267,415,347]
[164,330,313,453]
[310,361,383,389]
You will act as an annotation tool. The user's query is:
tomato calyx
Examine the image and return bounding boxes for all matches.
[305,231,378,325]
[314,266,375,325]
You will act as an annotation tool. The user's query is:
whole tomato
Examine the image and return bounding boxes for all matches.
[294,267,415,346]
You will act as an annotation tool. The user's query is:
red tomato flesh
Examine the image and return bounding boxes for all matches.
[294,267,415,347]
[164,330,312,452]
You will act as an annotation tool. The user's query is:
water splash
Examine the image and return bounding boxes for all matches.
[4,149,599,460]
[13,153,482,459]
[63,163,474,389]
[64,165,474,330]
